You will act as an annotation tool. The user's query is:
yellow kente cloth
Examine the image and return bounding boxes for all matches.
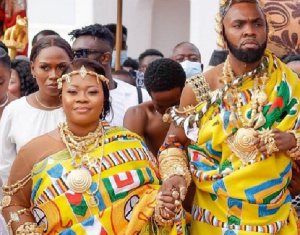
[30,127,187,235]
[189,50,300,234]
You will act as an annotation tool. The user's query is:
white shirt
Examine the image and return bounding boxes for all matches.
[0,97,65,190]
[105,79,151,126]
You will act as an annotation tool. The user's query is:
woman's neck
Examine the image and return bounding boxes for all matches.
[66,120,100,137]
[36,91,61,107]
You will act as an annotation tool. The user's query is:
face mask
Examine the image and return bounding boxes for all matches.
[180,60,203,78]
[111,50,128,69]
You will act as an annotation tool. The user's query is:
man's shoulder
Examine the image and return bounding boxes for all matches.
[125,101,153,117]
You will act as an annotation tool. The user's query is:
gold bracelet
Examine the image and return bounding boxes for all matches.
[6,208,30,232]
[2,172,32,196]
[15,222,43,235]
[287,130,300,159]
[159,148,191,186]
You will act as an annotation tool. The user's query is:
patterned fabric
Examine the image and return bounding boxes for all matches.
[30,127,186,234]
[189,50,300,234]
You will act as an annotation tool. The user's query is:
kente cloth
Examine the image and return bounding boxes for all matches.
[189,50,300,234]
[30,126,187,235]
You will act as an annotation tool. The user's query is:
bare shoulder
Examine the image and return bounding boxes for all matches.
[203,63,224,91]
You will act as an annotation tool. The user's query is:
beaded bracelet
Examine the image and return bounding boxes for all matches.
[287,130,300,159]
[6,208,30,231]
[15,222,43,235]
[158,134,184,156]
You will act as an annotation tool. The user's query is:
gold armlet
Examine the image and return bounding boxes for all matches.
[158,148,191,186]
[15,222,43,235]
[6,208,30,233]
[174,105,197,116]
[287,130,300,160]
[2,172,32,196]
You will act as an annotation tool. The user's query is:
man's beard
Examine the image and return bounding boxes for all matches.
[225,34,267,63]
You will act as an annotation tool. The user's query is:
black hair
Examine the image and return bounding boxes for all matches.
[138,49,164,62]
[0,47,11,69]
[30,36,74,62]
[62,58,111,120]
[0,41,9,53]
[281,54,300,64]
[11,59,38,96]
[144,58,186,94]
[105,23,127,37]
[32,29,60,46]
[123,57,139,70]
[69,24,115,51]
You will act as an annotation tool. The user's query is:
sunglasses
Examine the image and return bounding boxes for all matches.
[73,49,105,58]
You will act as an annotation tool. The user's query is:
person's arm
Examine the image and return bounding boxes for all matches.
[0,107,17,185]
[1,148,42,234]
[123,106,147,141]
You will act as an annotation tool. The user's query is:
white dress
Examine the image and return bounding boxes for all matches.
[0,97,65,196]
[105,79,151,127]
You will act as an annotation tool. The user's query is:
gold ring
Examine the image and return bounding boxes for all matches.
[172,190,179,199]
[179,186,187,192]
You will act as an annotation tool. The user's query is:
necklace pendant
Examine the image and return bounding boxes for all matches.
[227,128,258,163]
[88,196,99,207]
[67,169,92,193]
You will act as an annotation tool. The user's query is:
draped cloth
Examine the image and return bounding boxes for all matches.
[189,50,300,234]
[30,126,187,234]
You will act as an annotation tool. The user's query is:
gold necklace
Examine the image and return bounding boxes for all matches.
[0,93,9,108]
[35,92,62,109]
[59,121,105,207]
[223,56,268,163]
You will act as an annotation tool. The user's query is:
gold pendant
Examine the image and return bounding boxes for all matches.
[1,195,11,208]
[88,196,99,207]
[67,169,92,193]
[227,128,258,163]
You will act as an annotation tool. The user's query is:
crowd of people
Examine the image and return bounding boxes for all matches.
[1,0,300,234]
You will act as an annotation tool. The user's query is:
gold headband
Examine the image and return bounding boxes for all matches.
[57,65,109,89]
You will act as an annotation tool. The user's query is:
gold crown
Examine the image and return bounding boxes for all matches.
[57,65,109,89]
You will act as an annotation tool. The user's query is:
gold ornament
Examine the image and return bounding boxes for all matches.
[57,65,109,89]
[227,128,258,163]
[1,195,11,208]
[67,169,92,193]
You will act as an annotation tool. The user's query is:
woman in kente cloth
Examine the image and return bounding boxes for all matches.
[1,58,187,234]
[156,0,300,234]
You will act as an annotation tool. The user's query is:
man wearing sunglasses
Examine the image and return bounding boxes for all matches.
[69,24,151,126]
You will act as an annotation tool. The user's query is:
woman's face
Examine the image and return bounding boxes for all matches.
[31,46,71,97]
[62,72,104,126]
[0,65,11,100]
[8,69,21,98]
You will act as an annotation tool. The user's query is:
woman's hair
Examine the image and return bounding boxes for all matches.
[30,36,74,62]
[0,47,11,69]
[61,58,111,120]
[11,59,39,96]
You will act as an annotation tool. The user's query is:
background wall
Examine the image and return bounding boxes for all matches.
[27,0,219,66]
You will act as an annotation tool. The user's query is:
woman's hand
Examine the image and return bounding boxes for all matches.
[156,175,187,220]
[253,128,296,155]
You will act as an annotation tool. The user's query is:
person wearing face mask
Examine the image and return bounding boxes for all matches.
[105,23,128,69]
[171,42,203,78]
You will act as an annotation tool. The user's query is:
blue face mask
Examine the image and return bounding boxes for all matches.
[180,60,203,78]
[111,50,128,69]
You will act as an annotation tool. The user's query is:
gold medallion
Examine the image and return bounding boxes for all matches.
[227,128,258,163]
[1,195,11,208]
[67,169,92,193]
[88,196,99,207]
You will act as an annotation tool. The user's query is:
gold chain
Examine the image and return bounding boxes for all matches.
[35,92,62,109]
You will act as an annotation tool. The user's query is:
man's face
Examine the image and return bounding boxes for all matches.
[139,55,162,73]
[172,44,201,63]
[72,35,109,64]
[150,87,181,115]
[223,2,267,63]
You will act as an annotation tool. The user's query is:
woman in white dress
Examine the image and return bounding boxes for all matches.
[0,36,74,191]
